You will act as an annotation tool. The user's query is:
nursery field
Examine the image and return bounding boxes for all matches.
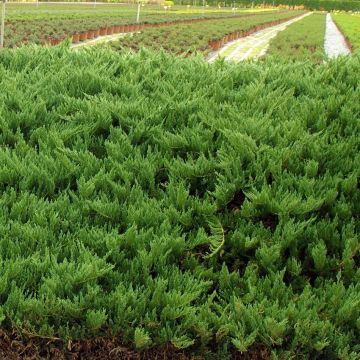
[108,11,303,56]
[5,3,276,20]
[178,0,360,11]
[333,13,360,52]
[0,45,359,359]
[2,3,279,47]
[266,13,326,62]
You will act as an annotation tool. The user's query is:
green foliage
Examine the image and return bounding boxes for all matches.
[312,241,327,272]
[177,0,360,12]
[0,46,359,358]
[267,13,326,62]
[134,327,152,350]
[3,3,280,48]
[205,216,225,258]
[86,309,108,333]
[333,13,360,53]
[109,10,303,56]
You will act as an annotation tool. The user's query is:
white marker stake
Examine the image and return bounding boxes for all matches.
[136,1,141,23]
[0,0,5,49]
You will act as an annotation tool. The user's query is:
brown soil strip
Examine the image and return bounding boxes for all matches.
[0,331,271,359]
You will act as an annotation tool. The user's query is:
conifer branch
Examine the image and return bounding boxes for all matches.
[205,217,225,259]
[338,243,360,269]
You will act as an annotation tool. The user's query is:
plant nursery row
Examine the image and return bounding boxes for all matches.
[266,13,326,62]
[108,11,303,56]
[333,13,360,53]
[0,45,359,359]
[3,7,280,48]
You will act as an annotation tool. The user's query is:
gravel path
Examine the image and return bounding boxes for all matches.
[324,13,351,59]
[208,12,311,63]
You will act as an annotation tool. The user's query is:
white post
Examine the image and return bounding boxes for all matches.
[37,0,39,8]
[0,0,5,49]
[136,0,141,23]
[94,0,96,8]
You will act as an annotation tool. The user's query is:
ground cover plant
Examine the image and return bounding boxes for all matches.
[266,13,326,62]
[0,45,359,359]
[3,4,280,47]
[333,13,360,53]
[108,10,302,56]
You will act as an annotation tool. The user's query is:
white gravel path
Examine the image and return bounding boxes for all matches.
[208,12,311,63]
[324,13,351,59]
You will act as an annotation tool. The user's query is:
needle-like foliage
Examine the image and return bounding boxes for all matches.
[0,46,359,359]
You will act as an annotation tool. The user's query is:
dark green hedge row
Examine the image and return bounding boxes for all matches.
[0,46,359,358]
[176,0,360,11]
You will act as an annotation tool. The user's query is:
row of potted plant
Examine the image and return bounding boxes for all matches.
[207,15,300,50]
[5,10,291,48]
[48,24,144,45]
[45,11,295,46]
[108,11,304,57]
[46,16,240,46]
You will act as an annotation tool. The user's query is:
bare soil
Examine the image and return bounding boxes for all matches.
[0,331,271,360]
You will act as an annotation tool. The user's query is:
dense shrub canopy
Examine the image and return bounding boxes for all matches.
[0,46,359,359]
[266,13,326,62]
[176,0,360,12]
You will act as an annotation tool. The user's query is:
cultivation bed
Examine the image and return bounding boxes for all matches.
[71,31,128,49]
[266,12,327,62]
[108,11,304,57]
[3,4,282,48]
[0,45,359,359]
[332,13,359,53]
[60,23,146,46]
[208,12,310,63]
[56,12,293,47]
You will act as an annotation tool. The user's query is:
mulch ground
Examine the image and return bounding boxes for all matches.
[0,331,271,360]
